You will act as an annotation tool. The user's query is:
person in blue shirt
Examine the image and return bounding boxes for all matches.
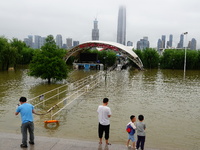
[15,97,36,148]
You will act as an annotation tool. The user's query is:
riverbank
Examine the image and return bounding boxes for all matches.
[0,132,161,150]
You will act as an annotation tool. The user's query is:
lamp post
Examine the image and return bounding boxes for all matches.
[183,32,188,79]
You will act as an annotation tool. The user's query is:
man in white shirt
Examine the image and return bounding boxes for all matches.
[97,98,111,145]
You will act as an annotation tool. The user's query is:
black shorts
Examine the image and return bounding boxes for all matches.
[98,123,110,140]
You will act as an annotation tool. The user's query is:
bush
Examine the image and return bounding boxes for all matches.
[160,49,200,70]
[134,48,160,69]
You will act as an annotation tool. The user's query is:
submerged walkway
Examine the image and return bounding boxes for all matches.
[0,132,158,150]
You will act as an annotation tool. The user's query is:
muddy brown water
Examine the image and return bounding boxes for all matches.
[0,68,199,150]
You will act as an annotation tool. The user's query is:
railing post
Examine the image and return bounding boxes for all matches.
[51,109,53,120]
[57,88,59,100]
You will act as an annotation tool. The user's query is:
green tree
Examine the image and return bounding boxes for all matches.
[97,50,116,67]
[79,49,117,69]
[106,51,117,66]
[196,51,200,69]
[160,49,199,70]
[134,49,143,61]
[186,50,198,70]
[0,37,8,70]
[0,37,19,70]
[142,48,160,69]
[132,49,143,68]
[29,35,68,83]
[21,47,34,64]
[10,38,28,66]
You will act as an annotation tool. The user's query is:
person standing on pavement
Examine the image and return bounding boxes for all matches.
[136,115,146,150]
[97,98,112,145]
[15,97,35,148]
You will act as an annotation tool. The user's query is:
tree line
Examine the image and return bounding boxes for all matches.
[0,35,68,83]
[1,35,200,83]
[134,48,200,70]
[0,36,34,70]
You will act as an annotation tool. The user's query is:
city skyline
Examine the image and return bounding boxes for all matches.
[0,0,200,48]
[23,33,197,50]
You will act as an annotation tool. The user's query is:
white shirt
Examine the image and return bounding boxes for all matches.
[97,105,111,125]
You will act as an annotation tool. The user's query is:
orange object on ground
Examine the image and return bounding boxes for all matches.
[44,120,59,123]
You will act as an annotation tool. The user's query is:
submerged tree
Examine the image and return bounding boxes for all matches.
[133,48,160,69]
[29,35,68,83]
[0,37,19,70]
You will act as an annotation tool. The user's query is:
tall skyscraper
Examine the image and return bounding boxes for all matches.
[117,6,126,45]
[161,35,166,49]
[92,18,99,40]
[157,39,162,52]
[177,34,184,48]
[189,38,196,50]
[56,34,63,48]
[167,34,173,48]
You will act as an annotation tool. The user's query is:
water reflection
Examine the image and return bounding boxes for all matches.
[98,144,109,150]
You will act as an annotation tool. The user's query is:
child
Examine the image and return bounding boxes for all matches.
[126,115,136,149]
[136,115,146,150]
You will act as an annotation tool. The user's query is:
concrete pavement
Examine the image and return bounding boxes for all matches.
[0,132,159,150]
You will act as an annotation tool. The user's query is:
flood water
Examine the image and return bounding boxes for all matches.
[0,68,200,150]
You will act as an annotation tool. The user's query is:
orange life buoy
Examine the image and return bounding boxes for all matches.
[44,120,59,123]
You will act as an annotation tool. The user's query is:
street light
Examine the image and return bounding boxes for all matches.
[183,32,188,79]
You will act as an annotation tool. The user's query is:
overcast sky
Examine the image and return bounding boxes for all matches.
[0,0,200,48]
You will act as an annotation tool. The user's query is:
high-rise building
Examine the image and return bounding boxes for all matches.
[34,35,42,49]
[28,35,33,48]
[92,18,99,40]
[73,41,79,47]
[117,6,126,45]
[189,38,197,50]
[136,37,150,50]
[157,39,162,52]
[167,34,173,48]
[177,34,184,48]
[56,34,63,48]
[161,35,166,49]
[41,37,46,48]
[127,41,133,46]
[62,44,67,49]
[66,38,72,49]
[23,38,30,47]
[24,35,33,48]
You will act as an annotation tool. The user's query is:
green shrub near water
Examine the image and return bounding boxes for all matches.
[134,48,200,70]
[0,36,34,70]
[83,49,117,67]
[160,49,200,70]
[134,48,159,69]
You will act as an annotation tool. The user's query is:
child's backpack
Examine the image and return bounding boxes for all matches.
[126,124,135,135]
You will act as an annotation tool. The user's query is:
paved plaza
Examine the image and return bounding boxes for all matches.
[0,132,159,150]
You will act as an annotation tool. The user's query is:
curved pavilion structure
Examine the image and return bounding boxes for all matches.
[65,41,143,69]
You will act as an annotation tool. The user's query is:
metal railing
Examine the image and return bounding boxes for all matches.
[29,71,104,120]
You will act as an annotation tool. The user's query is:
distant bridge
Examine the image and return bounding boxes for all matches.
[65,41,143,69]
